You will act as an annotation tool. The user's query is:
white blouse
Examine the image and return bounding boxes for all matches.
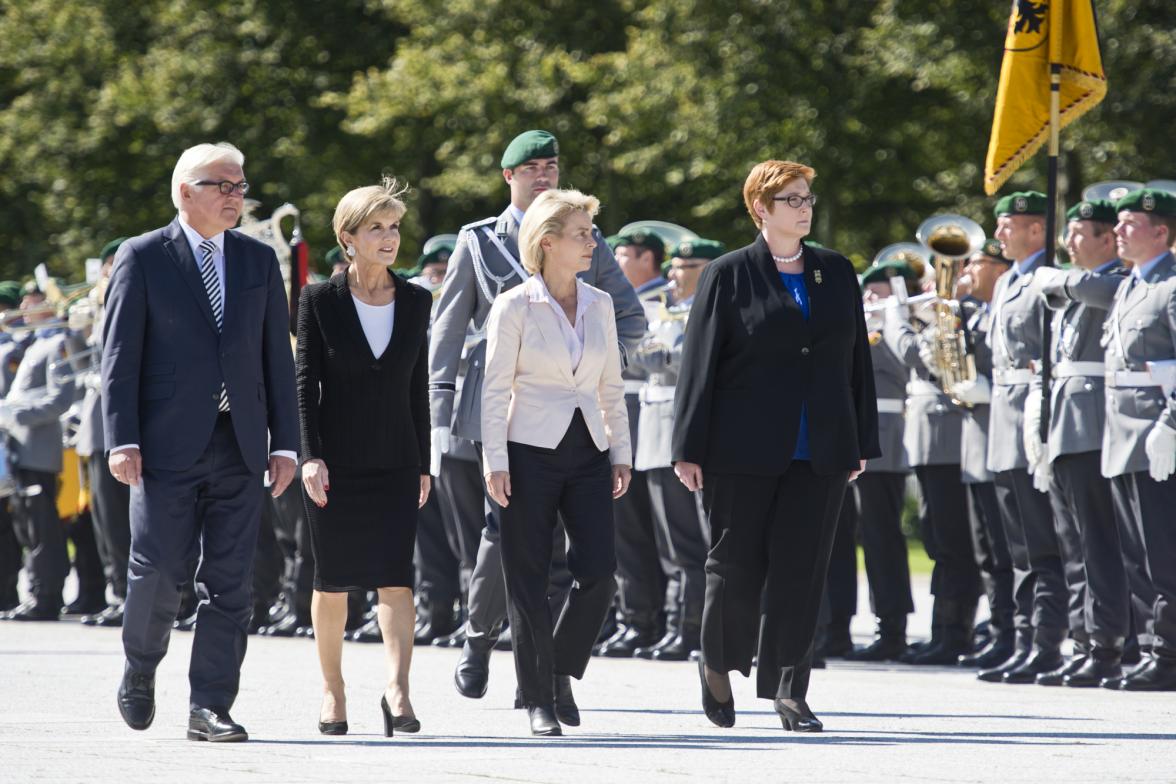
[351,295,394,359]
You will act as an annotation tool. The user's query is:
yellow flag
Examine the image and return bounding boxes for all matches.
[984,0,1106,195]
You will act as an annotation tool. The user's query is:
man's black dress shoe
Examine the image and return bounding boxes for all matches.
[5,600,60,622]
[977,650,1029,682]
[1064,656,1121,688]
[844,635,907,662]
[527,704,562,736]
[958,637,1015,669]
[431,626,466,648]
[83,604,125,627]
[454,640,491,698]
[173,611,198,632]
[1120,657,1176,691]
[1035,655,1088,686]
[117,664,155,730]
[597,625,658,658]
[188,707,248,742]
[634,630,677,660]
[652,632,700,662]
[697,659,735,728]
[554,674,580,726]
[908,633,970,666]
[817,626,854,659]
[1100,657,1150,689]
[1002,650,1064,684]
[774,699,823,732]
[64,598,108,616]
[348,618,382,643]
[260,612,302,637]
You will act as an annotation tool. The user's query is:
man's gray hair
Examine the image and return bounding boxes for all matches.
[171,142,245,210]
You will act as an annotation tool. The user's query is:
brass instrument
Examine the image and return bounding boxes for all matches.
[1081,180,1143,203]
[916,215,986,399]
[1,265,95,334]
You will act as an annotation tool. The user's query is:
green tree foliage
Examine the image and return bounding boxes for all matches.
[1,0,1173,283]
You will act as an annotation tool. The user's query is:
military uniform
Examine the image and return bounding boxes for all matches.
[0,326,29,610]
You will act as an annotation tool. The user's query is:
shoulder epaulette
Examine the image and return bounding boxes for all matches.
[460,216,497,232]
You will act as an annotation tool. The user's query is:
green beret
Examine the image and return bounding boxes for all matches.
[605,234,622,251]
[1066,199,1117,224]
[325,246,343,266]
[1115,188,1176,218]
[981,238,1011,262]
[500,130,559,169]
[994,191,1047,217]
[670,238,725,260]
[861,260,917,286]
[100,237,128,261]
[418,247,452,267]
[615,229,665,256]
[0,281,22,308]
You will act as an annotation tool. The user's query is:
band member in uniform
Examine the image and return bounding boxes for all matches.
[628,238,725,661]
[843,260,917,661]
[1099,188,1176,691]
[884,268,981,665]
[674,160,878,732]
[952,241,1018,668]
[599,229,671,658]
[980,191,1068,684]
[0,280,29,612]
[0,293,75,621]
[480,189,631,736]
[427,131,644,706]
[1026,199,1132,686]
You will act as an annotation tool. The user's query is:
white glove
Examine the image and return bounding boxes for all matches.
[1144,422,1176,483]
[951,376,992,406]
[1023,387,1045,471]
[917,332,938,376]
[1032,457,1052,493]
[430,426,451,477]
[0,402,12,430]
[883,298,910,327]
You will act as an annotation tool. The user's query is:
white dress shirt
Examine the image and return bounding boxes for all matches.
[532,273,595,371]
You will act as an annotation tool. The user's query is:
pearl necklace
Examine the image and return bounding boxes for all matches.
[771,247,804,264]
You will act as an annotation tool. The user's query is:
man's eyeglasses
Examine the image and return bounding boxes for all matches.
[772,193,818,209]
[193,179,250,196]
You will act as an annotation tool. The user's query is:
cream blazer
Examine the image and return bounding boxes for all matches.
[481,275,631,474]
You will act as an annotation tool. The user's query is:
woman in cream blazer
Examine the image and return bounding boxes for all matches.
[480,188,631,737]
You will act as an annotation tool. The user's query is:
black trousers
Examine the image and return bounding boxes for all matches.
[701,462,849,701]
[252,496,284,617]
[1115,471,1176,658]
[824,486,858,626]
[965,480,1015,635]
[854,473,914,619]
[88,453,131,599]
[646,466,708,632]
[613,468,669,631]
[0,499,19,607]
[993,469,1067,652]
[914,465,981,605]
[435,455,484,583]
[272,477,314,620]
[1110,475,1157,649]
[122,415,264,710]
[499,411,617,707]
[11,468,67,606]
[1049,452,1129,650]
[65,509,107,607]
[414,487,460,606]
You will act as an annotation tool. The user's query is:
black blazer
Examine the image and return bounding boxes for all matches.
[102,218,298,473]
[671,235,880,476]
[296,270,431,473]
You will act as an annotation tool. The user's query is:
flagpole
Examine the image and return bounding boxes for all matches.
[1039,4,1064,443]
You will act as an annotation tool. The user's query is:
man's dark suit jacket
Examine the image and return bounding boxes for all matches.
[101,218,298,474]
[671,234,880,476]
[296,271,431,473]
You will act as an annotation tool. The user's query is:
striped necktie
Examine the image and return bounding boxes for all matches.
[198,239,230,412]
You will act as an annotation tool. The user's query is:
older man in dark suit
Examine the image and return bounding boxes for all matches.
[103,142,298,741]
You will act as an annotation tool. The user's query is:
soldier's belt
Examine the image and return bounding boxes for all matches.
[639,386,675,404]
[906,379,941,397]
[624,380,645,395]
[992,368,1037,386]
[876,398,904,414]
[1053,361,1105,379]
[1104,370,1161,389]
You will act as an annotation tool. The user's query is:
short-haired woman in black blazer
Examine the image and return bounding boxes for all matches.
[296,179,432,737]
[672,160,879,732]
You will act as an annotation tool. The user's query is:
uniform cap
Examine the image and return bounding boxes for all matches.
[500,130,559,169]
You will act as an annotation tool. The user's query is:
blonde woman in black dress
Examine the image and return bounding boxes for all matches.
[296,179,432,736]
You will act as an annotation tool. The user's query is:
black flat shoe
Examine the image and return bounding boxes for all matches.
[527,704,562,736]
[117,663,155,731]
[379,696,396,737]
[554,674,580,727]
[318,720,348,735]
[188,707,248,742]
[697,659,735,728]
[774,699,823,732]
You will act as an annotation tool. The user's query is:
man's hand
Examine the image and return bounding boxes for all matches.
[849,458,867,483]
[674,461,704,492]
[302,459,329,507]
[419,474,432,509]
[611,465,632,499]
[951,376,992,406]
[430,426,451,477]
[268,454,296,497]
[109,448,142,487]
[485,471,511,508]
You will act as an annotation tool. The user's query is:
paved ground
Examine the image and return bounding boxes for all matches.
[2,579,1175,784]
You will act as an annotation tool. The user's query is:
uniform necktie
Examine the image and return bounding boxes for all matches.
[198,239,230,412]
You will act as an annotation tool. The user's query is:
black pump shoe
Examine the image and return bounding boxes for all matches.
[774,699,823,732]
[318,719,348,735]
[697,659,735,728]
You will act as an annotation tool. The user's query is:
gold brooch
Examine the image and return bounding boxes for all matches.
[814,270,823,284]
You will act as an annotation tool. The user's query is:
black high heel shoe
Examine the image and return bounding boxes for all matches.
[774,698,823,732]
[391,715,421,733]
[697,659,735,728]
[318,719,348,735]
[379,696,395,737]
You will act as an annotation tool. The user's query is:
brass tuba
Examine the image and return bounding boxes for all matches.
[916,214,986,398]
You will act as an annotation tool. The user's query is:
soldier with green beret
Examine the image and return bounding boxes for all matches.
[665,239,725,306]
[325,246,348,277]
[100,238,128,263]
[428,129,644,712]
[1094,188,1176,690]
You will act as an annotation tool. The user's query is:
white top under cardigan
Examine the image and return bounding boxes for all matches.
[351,295,394,359]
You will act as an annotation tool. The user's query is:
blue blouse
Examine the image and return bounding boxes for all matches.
[780,271,811,461]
